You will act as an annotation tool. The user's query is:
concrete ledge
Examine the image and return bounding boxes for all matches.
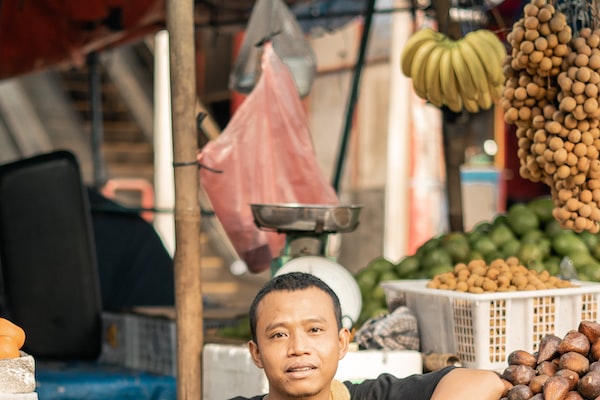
[0,394,37,400]
[0,353,36,393]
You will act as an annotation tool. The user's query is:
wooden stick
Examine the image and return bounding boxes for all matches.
[166,0,203,399]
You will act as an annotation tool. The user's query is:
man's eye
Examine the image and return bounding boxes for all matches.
[272,332,287,338]
[309,327,323,333]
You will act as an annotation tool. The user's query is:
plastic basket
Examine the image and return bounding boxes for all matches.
[98,312,176,376]
[381,279,600,371]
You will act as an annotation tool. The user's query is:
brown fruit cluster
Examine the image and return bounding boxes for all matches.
[548,27,600,234]
[499,321,600,400]
[501,0,600,233]
[425,257,575,293]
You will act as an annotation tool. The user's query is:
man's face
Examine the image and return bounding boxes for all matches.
[249,287,350,400]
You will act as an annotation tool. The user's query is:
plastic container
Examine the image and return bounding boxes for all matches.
[202,344,423,400]
[381,279,600,371]
[98,312,176,376]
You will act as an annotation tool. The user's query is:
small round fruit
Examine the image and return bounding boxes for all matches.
[0,336,20,359]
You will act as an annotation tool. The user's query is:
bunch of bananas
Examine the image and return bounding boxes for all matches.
[401,28,507,113]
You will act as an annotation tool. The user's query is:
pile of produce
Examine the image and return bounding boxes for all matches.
[499,321,600,400]
[425,257,575,293]
[354,196,600,326]
[0,317,25,359]
[400,27,506,113]
[501,0,600,233]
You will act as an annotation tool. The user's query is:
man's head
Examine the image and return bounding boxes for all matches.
[249,272,343,342]
[247,271,350,400]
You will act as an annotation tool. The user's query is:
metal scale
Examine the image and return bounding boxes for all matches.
[250,203,363,328]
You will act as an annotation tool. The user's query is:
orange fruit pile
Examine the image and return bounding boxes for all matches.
[0,317,25,359]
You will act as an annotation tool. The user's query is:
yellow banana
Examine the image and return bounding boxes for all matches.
[475,29,507,60]
[439,42,463,112]
[461,91,481,113]
[489,83,504,100]
[424,43,445,107]
[458,38,491,100]
[464,30,505,87]
[400,28,441,77]
[450,41,478,100]
[476,88,493,110]
[410,38,442,100]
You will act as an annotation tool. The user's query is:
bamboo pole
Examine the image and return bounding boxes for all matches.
[166,1,203,399]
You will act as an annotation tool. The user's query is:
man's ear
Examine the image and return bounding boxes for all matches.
[338,328,351,360]
[249,340,264,369]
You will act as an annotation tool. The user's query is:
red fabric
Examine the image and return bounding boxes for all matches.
[0,0,164,79]
[198,43,339,273]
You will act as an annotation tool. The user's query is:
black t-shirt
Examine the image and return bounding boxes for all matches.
[229,366,456,400]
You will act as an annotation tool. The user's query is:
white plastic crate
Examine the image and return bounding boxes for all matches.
[98,312,176,376]
[381,279,600,371]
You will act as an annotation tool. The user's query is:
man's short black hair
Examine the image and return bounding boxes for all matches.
[248,272,343,342]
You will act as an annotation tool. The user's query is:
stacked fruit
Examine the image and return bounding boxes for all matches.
[354,196,600,326]
[0,317,25,359]
[547,27,600,233]
[400,27,506,113]
[501,0,571,183]
[425,257,575,293]
[501,0,600,233]
[499,321,600,400]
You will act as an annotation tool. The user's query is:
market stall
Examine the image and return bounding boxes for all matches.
[7,0,600,399]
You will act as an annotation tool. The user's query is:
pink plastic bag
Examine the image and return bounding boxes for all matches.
[198,43,339,273]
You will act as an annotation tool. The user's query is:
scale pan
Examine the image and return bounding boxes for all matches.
[250,203,362,233]
[274,256,362,329]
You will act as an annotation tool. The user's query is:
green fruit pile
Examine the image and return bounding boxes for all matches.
[354,196,600,328]
[354,256,407,327]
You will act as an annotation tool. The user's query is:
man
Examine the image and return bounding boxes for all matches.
[231,271,505,400]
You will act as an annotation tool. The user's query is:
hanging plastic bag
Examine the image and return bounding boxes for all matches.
[229,0,317,97]
[199,43,339,273]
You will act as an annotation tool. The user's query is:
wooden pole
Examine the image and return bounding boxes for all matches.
[166,1,203,399]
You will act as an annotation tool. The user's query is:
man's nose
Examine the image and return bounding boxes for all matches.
[288,333,310,355]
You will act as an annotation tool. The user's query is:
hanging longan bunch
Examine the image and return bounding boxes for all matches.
[546,26,600,232]
[501,0,570,184]
[551,157,600,232]
[501,0,600,233]
[507,0,572,78]
[501,56,557,184]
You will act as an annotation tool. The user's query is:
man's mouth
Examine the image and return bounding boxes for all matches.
[287,366,315,372]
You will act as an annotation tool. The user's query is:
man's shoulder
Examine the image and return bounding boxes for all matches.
[343,367,458,399]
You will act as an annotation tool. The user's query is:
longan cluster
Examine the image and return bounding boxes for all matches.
[425,257,575,293]
[507,0,571,78]
[502,0,600,233]
[548,28,600,233]
[501,0,571,184]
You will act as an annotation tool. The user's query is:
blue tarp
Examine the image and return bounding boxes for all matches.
[36,362,176,400]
